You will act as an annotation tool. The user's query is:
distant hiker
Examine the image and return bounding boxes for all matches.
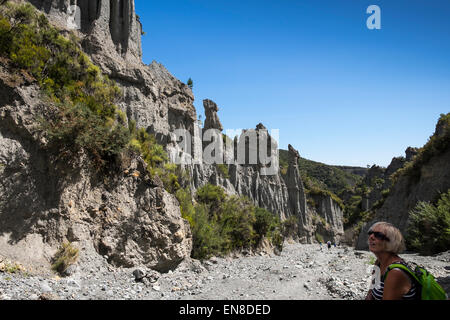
[327,241,332,250]
[365,222,420,300]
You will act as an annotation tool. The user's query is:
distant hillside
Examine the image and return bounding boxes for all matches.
[279,150,365,196]
[334,166,369,178]
[355,113,450,253]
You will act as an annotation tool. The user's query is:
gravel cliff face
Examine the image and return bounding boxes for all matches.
[0,59,192,273]
[0,0,344,275]
[26,0,344,244]
[311,194,344,242]
[28,0,197,145]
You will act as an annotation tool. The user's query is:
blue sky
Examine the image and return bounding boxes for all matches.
[134,0,450,167]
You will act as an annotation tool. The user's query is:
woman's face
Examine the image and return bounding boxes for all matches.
[368,226,388,254]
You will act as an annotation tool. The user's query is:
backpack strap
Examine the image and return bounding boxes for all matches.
[385,263,420,284]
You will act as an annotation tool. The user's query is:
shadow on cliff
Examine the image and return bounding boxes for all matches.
[0,123,63,244]
[26,0,47,12]
[0,109,128,245]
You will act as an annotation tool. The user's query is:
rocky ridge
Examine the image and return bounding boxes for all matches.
[356,120,450,250]
[28,0,343,245]
[0,50,191,273]
[0,0,352,277]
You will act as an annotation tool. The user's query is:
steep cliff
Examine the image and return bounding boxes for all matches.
[0,0,346,276]
[27,0,196,146]
[356,115,450,250]
[360,154,408,211]
[0,0,193,273]
[0,60,192,272]
[310,193,344,242]
[180,102,316,243]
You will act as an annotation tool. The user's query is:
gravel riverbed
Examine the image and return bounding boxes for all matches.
[1,243,449,300]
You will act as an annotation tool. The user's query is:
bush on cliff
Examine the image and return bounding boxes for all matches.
[254,207,283,250]
[195,184,226,213]
[393,113,450,184]
[41,103,130,167]
[176,188,225,259]
[1,2,180,187]
[406,189,450,255]
[0,2,127,167]
[281,215,299,239]
[176,185,283,259]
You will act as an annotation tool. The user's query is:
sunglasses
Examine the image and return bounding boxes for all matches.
[368,230,390,242]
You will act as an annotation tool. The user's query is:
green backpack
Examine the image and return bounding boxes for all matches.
[386,262,448,300]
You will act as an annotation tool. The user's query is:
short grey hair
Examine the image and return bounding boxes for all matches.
[368,222,406,254]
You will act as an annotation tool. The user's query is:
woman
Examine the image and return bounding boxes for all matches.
[365,222,419,300]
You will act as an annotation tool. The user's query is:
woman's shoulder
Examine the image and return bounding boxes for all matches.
[386,261,416,284]
[388,259,414,270]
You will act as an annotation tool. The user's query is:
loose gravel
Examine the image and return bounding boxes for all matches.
[1,243,449,300]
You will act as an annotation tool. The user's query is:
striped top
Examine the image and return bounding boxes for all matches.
[371,261,419,300]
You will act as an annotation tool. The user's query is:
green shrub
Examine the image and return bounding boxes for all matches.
[315,232,324,243]
[156,163,181,194]
[177,188,223,259]
[177,184,284,259]
[0,260,26,274]
[256,208,283,251]
[176,188,195,221]
[217,164,230,179]
[343,195,363,227]
[0,3,126,168]
[254,207,281,241]
[306,184,345,211]
[406,189,450,255]
[189,204,225,259]
[196,184,226,211]
[51,242,79,275]
[40,103,130,168]
[381,188,391,198]
[0,17,11,53]
[10,24,50,76]
[187,77,193,89]
[12,2,36,24]
[282,215,299,238]
[132,128,167,168]
[218,196,257,251]
[127,127,183,192]
[278,149,363,196]
[1,2,182,188]
[393,113,450,184]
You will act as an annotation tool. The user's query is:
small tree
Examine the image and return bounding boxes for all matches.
[406,190,450,255]
[187,78,193,89]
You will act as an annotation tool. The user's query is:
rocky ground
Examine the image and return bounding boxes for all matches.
[1,242,449,300]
